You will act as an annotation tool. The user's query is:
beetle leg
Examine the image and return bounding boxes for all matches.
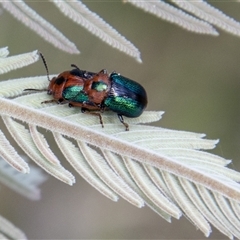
[42,98,66,105]
[117,114,129,131]
[81,108,104,128]
[57,98,65,104]
[81,108,87,113]
[99,103,106,113]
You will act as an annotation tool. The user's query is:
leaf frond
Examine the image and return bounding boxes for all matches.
[0,49,39,75]
[2,0,240,64]
[0,157,47,200]
[0,1,79,54]
[172,0,240,37]
[0,215,27,240]
[1,91,240,237]
[125,0,219,35]
[1,49,240,239]
[51,0,142,62]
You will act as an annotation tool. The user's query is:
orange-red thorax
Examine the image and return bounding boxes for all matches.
[83,70,110,105]
[47,71,85,101]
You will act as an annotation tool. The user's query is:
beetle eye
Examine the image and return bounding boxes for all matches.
[92,81,107,92]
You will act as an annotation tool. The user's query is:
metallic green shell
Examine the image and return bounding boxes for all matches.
[104,73,147,117]
[62,85,89,103]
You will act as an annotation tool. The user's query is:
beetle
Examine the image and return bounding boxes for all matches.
[25,53,148,131]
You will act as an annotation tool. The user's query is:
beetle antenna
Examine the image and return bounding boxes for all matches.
[71,64,80,70]
[24,88,45,92]
[39,52,50,82]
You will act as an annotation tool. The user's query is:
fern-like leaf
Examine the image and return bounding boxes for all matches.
[2,49,240,239]
[0,158,47,200]
[0,1,79,54]
[2,1,240,63]
[125,0,219,35]
[172,0,240,37]
[51,0,142,62]
[127,0,240,38]
[0,215,27,240]
[0,0,141,61]
[0,47,39,74]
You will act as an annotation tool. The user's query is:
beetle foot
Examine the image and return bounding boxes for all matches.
[57,98,64,104]
[123,122,129,131]
[81,108,86,113]
[118,114,129,131]
[98,114,104,128]
[91,112,104,128]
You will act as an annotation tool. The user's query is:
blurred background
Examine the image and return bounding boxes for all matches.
[0,1,240,239]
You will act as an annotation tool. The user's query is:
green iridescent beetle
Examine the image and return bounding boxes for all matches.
[25,53,148,131]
